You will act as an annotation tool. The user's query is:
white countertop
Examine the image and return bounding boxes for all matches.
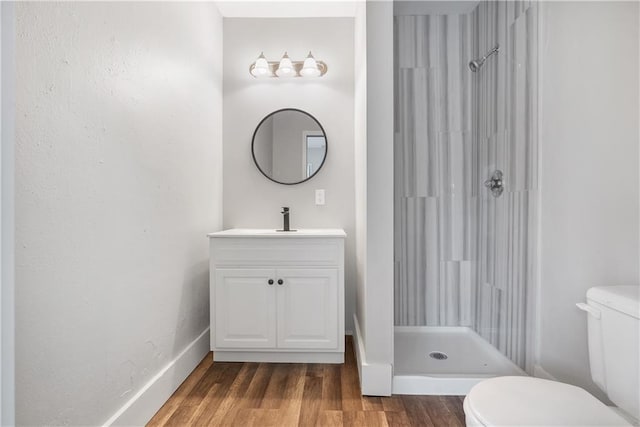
[207,228,346,238]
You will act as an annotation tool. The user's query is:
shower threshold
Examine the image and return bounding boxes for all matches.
[393,326,525,395]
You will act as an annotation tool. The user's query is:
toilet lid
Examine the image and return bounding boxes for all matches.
[465,376,632,426]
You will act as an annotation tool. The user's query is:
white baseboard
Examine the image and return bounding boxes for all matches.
[352,314,393,396]
[533,363,557,381]
[214,350,343,364]
[103,328,211,427]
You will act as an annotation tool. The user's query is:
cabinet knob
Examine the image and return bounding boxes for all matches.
[268,279,274,285]
[277,279,284,285]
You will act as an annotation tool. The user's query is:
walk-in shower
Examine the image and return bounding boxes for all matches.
[393,0,538,395]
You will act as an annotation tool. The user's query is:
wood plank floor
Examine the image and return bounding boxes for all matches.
[148,337,466,426]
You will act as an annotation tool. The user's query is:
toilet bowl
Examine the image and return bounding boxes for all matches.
[463,376,632,426]
[463,285,639,427]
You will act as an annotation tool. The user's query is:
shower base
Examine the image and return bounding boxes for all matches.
[393,326,525,395]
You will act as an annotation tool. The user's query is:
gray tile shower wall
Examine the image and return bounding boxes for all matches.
[394,13,474,327]
[394,0,538,369]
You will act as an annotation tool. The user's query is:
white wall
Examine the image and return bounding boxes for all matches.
[364,0,394,365]
[354,1,367,347]
[1,3,16,425]
[222,17,356,332]
[15,3,223,425]
[351,0,395,396]
[538,1,639,399]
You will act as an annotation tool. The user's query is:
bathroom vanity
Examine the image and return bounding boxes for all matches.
[207,229,346,363]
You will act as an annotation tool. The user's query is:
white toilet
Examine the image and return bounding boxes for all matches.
[463,285,640,426]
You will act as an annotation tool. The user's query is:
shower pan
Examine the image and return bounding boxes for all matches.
[393,1,538,395]
[394,327,523,394]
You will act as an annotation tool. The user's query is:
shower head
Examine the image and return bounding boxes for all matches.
[469,44,500,72]
[468,59,483,72]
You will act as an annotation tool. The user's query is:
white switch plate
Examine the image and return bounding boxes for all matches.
[315,189,325,205]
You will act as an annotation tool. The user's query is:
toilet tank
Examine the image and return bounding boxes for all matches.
[585,285,640,420]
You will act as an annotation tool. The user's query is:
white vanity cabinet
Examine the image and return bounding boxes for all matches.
[208,229,345,363]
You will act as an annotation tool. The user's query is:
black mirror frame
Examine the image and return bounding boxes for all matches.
[251,108,328,185]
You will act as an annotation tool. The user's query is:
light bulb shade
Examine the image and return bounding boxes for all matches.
[250,52,270,77]
[300,52,321,77]
[275,52,295,77]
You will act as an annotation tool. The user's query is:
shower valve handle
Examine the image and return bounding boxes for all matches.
[484,170,504,197]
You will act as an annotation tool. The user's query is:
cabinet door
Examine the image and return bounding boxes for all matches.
[214,269,276,348]
[276,268,339,349]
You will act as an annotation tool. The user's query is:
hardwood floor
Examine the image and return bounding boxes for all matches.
[148,337,466,426]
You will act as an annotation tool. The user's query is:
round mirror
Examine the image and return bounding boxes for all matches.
[251,109,327,185]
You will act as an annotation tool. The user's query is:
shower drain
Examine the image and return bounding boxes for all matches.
[428,351,448,360]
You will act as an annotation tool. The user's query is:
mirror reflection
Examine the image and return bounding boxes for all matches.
[252,109,327,185]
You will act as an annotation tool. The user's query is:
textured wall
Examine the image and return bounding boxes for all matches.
[394,0,538,369]
[470,0,538,370]
[15,3,223,425]
[222,18,356,333]
[394,14,474,327]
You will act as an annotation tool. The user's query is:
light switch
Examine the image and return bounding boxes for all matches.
[315,189,325,205]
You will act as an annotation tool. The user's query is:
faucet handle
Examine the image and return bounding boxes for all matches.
[281,207,289,214]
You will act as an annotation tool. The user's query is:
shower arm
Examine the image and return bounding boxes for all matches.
[480,45,500,63]
[469,44,501,72]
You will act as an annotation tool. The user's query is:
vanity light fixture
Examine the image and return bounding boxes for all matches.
[250,52,270,77]
[249,51,328,78]
[275,52,295,77]
[300,52,322,77]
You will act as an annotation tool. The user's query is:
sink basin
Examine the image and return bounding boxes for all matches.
[207,228,346,238]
